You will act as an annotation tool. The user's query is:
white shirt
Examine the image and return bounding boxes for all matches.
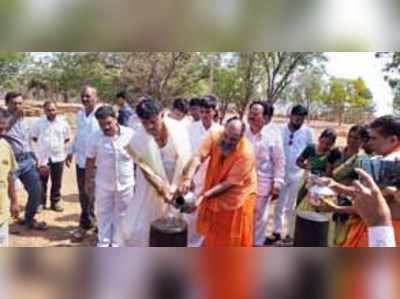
[31,116,71,165]
[128,111,141,132]
[368,226,396,247]
[281,124,314,176]
[245,123,286,196]
[189,121,222,153]
[70,108,100,168]
[160,135,178,184]
[189,121,222,194]
[86,126,135,192]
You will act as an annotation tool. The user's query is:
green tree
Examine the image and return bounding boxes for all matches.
[393,95,400,115]
[213,67,241,121]
[376,52,400,114]
[325,77,374,125]
[283,68,328,120]
[0,52,28,89]
[258,52,327,103]
[121,52,208,104]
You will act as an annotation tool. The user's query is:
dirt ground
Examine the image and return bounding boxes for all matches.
[9,117,349,247]
[9,165,97,247]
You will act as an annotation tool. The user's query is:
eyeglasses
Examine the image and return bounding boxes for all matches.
[288,133,294,146]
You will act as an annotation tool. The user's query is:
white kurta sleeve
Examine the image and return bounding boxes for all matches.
[368,226,396,247]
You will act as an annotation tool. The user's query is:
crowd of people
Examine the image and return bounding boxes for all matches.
[0,85,399,247]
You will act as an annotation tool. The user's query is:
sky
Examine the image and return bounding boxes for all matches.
[325,52,393,116]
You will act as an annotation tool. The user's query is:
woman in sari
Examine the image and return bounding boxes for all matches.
[325,125,372,245]
[296,128,340,210]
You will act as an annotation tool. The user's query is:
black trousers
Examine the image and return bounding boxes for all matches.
[76,166,96,230]
[40,160,64,207]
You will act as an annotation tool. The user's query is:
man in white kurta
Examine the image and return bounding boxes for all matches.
[269,105,314,244]
[85,106,135,247]
[246,101,285,246]
[187,97,222,247]
[121,98,192,247]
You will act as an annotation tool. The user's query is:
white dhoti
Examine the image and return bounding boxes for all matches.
[121,118,192,247]
[185,161,208,248]
[253,194,272,246]
[95,187,133,247]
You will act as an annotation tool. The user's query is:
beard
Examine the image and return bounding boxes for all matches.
[291,123,302,131]
[219,139,236,156]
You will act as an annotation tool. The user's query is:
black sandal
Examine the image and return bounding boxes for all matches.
[26,221,48,231]
[264,233,282,246]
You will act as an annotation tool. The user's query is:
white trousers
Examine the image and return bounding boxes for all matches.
[185,211,204,248]
[95,187,133,247]
[273,172,303,238]
[0,222,8,247]
[253,194,272,246]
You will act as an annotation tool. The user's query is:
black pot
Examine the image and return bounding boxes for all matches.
[294,211,329,247]
[149,216,188,247]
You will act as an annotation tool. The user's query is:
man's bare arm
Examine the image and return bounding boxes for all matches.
[84,158,96,195]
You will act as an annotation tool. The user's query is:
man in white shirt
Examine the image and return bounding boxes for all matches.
[169,98,192,127]
[245,101,285,247]
[189,97,202,123]
[85,106,135,247]
[66,85,100,241]
[267,105,314,245]
[31,101,71,212]
[187,96,222,247]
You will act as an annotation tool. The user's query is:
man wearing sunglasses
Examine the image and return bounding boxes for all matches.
[266,105,314,246]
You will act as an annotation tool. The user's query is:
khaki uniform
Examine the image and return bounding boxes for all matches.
[0,139,18,225]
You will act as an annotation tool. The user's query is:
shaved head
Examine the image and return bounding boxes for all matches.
[220,117,245,156]
[225,118,245,136]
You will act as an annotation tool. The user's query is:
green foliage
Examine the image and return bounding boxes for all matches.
[286,73,375,124]
[0,52,27,89]
[393,95,400,115]
[376,52,400,114]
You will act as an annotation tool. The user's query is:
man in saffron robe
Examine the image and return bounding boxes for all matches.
[180,117,257,247]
